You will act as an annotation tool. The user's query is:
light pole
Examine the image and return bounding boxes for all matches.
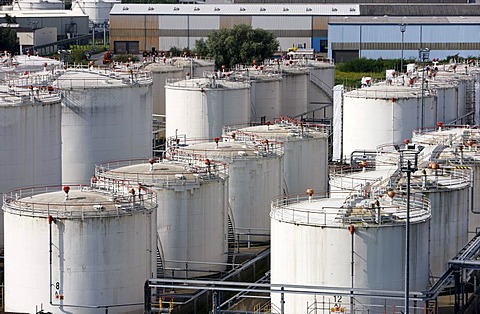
[400,24,406,74]
[419,48,430,131]
[398,143,422,314]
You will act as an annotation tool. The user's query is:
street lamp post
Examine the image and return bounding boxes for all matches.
[419,48,430,131]
[398,144,422,314]
[400,24,406,74]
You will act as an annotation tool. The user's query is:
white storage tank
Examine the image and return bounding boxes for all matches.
[71,0,120,25]
[247,72,282,123]
[145,58,215,115]
[56,68,153,185]
[413,127,480,242]
[94,158,228,278]
[342,83,436,160]
[173,139,283,238]
[270,192,431,313]
[279,67,308,117]
[224,120,329,196]
[165,77,250,142]
[3,184,157,314]
[0,83,62,247]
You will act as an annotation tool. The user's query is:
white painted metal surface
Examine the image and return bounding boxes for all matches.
[3,185,157,314]
[0,84,62,248]
[94,159,228,278]
[249,76,282,122]
[174,140,283,233]
[280,69,308,117]
[270,194,430,313]
[71,0,120,24]
[56,69,153,185]
[146,58,215,115]
[165,78,250,142]
[224,120,329,196]
[342,85,435,160]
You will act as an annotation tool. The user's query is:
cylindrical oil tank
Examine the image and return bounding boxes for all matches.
[94,158,228,278]
[145,58,215,115]
[391,160,471,279]
[165,77,250,142]
[0,55,63,80]
[342,84,435,160]
[279,68,308,117]
[412,127,480,242]
[56,68,153,185]
[270,192,431,313]
[173,140,283,238]
[249,74,282,123]
[0,84,62,247]
[3,185,157,314]
[224,120,328,196]
[71,0,120,24]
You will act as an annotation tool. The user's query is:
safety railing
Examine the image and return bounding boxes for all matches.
[3,184,157,219]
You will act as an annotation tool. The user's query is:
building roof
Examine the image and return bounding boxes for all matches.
[0,9,87,18]
[329,15,480,24]
[110,3,360,16]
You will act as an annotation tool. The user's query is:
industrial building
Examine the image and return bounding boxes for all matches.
[109,3,480,62]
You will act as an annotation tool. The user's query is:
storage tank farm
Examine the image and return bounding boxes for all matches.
[332,142,471,281]
[94,157,228,278]
[170,137,283,241]
[412,126,480,241]
[2,184,157,314]
[270,190,431,313]
[339,64,473,161]
[0,72,62,248]
[54,66,153,185]
[223,119,329,196]
[145,57,215,116]
[165,77,250,143]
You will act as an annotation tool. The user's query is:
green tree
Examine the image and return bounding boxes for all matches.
[0,28,18,53]
[195,24,278,69]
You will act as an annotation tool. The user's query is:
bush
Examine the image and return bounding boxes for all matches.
[112,54,139,63]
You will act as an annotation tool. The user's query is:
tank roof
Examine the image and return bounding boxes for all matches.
[54,68,152,89]
[0,84,61,106]
[227,121,328,142]
[173,140,284,160]
[3,185,157,219]
[95,158,226,187]
[271,193,430,227]
[145,57,214,73]
[165,77,249,90]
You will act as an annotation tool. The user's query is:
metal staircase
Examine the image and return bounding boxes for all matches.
[465,79,476,125]
[309,72,333,102]
[226,214,236,270]
[156,233,166,278]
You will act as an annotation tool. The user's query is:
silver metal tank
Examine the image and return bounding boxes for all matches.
[270,191,431,313]
[223,119,329,196]
[0,81,62,247]
[94,158,228,278]
[165,77,250,142]
[55,67,153,185]
[145,57,215,115]
[172,139,283,241]
[3,184,157,314]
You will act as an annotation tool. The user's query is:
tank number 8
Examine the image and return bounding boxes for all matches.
[55,282,60,290]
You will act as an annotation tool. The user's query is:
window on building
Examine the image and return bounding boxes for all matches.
[114,41,139,54]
